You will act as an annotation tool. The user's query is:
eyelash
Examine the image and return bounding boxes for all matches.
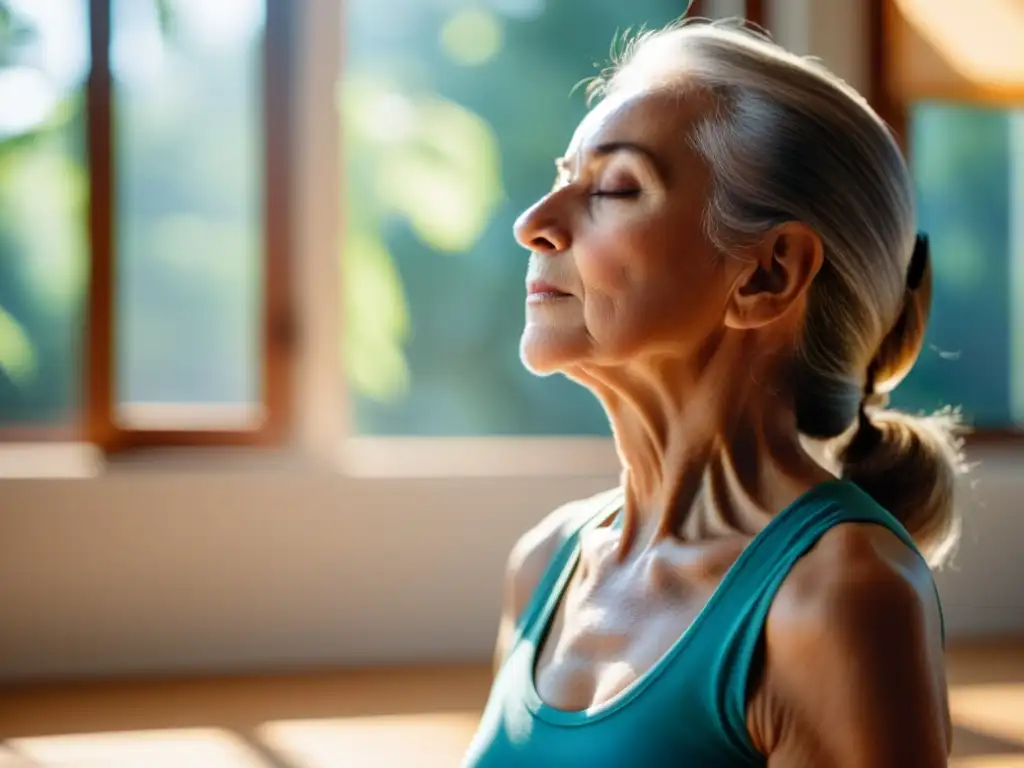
[550,170,640,199]
[591,189,640,199]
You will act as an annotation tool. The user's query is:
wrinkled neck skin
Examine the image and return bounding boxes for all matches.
[570,330,835,560]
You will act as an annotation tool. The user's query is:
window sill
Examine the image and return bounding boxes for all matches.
[0,437,623,481]
[1,434,1018,483]
[338,437,622,478]
[0,443,105,480]
[0,443,323,480]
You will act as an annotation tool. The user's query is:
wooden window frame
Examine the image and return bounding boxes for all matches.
[80,0,296,452]
[868,0,1024,445]
[869,0,910,149]
[745,0,766,29]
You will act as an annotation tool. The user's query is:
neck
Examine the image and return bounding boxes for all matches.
[576,334,834,556]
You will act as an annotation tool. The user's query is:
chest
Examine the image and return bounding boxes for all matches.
[533,545,732,712]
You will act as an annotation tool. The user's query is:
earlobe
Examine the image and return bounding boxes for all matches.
[724,223,824,331]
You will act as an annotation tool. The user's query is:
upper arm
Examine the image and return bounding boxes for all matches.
[760,525,950,767]
[492,493,609,674]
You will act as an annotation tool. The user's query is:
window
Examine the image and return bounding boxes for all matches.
[875,0,1024,434]
[0,0,292,449]
[897,104,1024,428]
[340,0,765,438]
[0,0,89,437]
[110,0,266,429]
[4,0,1015,460]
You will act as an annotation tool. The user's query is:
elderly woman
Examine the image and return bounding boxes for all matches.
[462,17,964,768]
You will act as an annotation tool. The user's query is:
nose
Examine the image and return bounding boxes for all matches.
[513,197,571,255]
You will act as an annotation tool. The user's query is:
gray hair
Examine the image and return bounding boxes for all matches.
[590,20,965,566]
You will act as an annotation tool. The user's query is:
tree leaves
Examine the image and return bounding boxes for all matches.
[340,76,503,402]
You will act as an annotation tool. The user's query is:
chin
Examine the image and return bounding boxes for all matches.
[519,324,590,375]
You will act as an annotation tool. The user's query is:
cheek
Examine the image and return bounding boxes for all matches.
[574,238,631,293]
[573,229,644,320]
[574,250,636,347]
[574,227,678,337]
[575,226,726,348]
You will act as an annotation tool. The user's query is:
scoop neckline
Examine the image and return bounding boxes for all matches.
[523,479,850,727]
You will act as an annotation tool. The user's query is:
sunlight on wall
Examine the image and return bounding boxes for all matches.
[894,0,1024,88]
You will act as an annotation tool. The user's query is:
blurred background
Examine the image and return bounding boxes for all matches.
[1,0,1023,765]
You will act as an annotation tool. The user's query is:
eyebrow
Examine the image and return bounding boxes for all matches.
[556,141,668,182]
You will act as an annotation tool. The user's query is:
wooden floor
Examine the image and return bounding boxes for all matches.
[1,642,1023,767]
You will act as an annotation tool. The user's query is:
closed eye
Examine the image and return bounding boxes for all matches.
[591,189,641,198]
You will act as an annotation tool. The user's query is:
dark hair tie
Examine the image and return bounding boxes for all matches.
[907,233,929,291]
[863,358,877,400]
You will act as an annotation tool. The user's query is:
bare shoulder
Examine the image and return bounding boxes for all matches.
[752,523,950,766]
[504,487,621,620]
[492,487,620,671]
[774,522,942,630]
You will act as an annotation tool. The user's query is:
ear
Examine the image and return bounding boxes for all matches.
[724,222,824,331]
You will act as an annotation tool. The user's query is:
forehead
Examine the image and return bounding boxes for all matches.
[565,86,708,163]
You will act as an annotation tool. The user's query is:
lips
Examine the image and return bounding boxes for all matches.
[526,280,571,298]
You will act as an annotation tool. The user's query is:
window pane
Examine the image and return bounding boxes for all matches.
[112,0,265,429]
[342,0,692,436]
[897,103,1023,429]
[0,0,89,430]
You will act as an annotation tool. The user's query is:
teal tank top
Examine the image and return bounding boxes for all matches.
[462,480,942,767]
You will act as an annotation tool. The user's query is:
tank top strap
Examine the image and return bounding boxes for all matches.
[703,481,943,758]
[503,488,625,665]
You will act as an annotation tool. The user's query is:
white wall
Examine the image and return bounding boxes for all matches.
[1,450,1023,683]
[1,0,1021,684]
